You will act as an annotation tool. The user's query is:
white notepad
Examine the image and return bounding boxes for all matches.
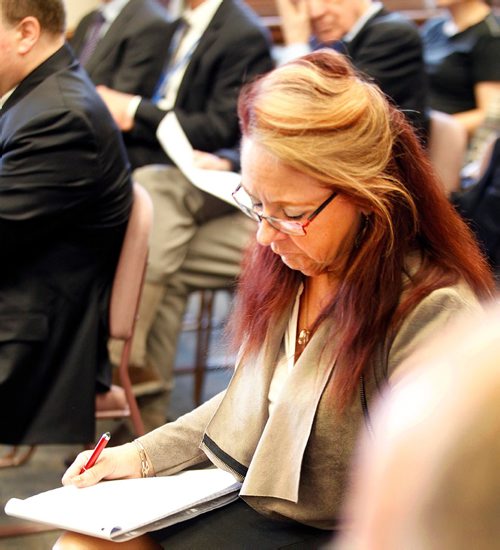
[5,468,241,542]
[156,112,240,205]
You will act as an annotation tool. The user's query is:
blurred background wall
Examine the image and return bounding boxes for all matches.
[64,0,100,30]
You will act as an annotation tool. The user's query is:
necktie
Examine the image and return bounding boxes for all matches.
[152,18,192,104]
[330,40,348,55]
[79,11,106,65]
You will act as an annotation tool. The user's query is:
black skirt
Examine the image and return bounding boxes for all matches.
[149,498,336,549]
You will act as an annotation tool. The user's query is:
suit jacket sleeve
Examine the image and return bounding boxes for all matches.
[349,17,427,117]
[0,107,102,247]
[100,19,174,96]
[138,391,225,476]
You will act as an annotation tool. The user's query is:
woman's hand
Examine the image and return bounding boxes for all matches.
[61,442,142,488]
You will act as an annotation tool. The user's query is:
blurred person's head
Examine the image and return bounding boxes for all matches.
[0,0,66,95]
[230,49,493,409]
[306,0,370,43]
[337,302,500,550]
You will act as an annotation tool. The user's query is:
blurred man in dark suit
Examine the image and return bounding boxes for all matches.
[70,0,173,98]
[0,0,133,446]
[97,0,273,428]
[276,0,429,138]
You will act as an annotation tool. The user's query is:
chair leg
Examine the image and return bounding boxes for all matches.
[194,290,214,406]
[119,339,146,437]
[0,445,37,468]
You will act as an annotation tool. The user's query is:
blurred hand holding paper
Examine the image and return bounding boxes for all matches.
[156,112,240,205]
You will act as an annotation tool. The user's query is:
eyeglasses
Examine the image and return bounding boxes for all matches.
[232,183,338,236]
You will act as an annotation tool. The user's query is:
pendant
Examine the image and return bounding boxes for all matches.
[297,328,310,347]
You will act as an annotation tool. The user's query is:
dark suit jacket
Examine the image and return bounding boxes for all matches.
[0,44,133,445]
[453,138,500,280]
[124,0,274,170]
[70,0,173,97]
[344,6,430,138]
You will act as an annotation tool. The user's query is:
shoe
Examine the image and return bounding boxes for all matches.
[113,365,167,398]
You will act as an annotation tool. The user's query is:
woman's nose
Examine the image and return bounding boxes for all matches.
[256,219,287,246]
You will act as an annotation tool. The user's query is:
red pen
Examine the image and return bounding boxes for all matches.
[80,432,111,474]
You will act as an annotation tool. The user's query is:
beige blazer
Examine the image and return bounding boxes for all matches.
[139,282,480,529]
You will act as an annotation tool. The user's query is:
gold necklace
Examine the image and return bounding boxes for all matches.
[297,327,310,347]
[297,285,311,347]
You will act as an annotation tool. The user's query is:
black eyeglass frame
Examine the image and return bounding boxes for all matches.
[232,183,338,236]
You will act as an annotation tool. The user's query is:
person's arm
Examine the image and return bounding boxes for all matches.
[96,85,138,132]
[453,29,500,137]
[387,284,482,383]
[276,0,311,47]
[107,18,174,98]
[132,28,273,152]
[0,107,102,246]
[98,28,273,152]
[453,81,500,137]
[273,0,312,65]
[351,17,428,133]
[62,392,225,486]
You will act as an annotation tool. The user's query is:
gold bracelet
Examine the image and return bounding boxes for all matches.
[134,439,151,478]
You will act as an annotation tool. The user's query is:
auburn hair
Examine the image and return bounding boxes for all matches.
[229,50,494,409]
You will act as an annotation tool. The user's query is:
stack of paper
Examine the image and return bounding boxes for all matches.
[5,468,241,542]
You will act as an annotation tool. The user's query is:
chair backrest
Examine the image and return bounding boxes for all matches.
[109,183,153,340]
[96,183,153,436]
[428,109,468,196]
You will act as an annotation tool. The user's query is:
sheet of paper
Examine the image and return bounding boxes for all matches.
[5,468,241,541]
[156,112,240,205]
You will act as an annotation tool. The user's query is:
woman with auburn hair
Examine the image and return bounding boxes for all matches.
[59,50,494,548]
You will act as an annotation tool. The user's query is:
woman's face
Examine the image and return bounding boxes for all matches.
[240,139,364,279]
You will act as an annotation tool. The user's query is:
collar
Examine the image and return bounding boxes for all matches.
[204,304,340,503]
[0,88,16,110]
[343,1,383,42]
[100,0,131,24]
[183,0,223,35]
[1,44,75,115]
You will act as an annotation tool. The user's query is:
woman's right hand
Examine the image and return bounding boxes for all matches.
[61,442,143,488]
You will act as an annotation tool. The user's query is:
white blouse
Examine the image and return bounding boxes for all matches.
[268,285,304,416]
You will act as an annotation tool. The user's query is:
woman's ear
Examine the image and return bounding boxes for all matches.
[16,16,40,55]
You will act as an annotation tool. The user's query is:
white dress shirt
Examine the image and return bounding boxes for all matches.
[0,88,16,109]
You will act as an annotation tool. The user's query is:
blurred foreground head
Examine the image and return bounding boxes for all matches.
[337,300,500,550]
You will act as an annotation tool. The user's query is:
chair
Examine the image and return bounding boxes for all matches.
[94,182,153,436]
[0,182,153,469]
[176,288,234,406]
[428,109,468,196]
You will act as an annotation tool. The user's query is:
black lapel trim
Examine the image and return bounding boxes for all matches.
[203,434,248,477]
